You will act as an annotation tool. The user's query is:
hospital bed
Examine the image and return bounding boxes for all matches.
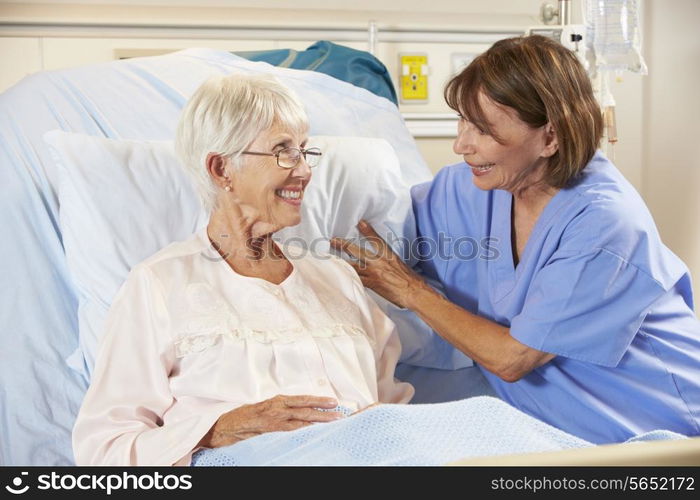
[0,42,696,466]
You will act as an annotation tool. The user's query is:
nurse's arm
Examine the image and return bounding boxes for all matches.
[406,285,556,382]
[331,221,554,383]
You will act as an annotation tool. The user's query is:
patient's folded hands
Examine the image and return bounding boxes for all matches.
[198,395,343,449]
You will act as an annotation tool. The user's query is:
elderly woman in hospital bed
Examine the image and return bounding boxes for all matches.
[334,35,700,444]
[71,73,414,466]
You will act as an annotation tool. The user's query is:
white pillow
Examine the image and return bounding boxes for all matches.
[44,130,470,380]
[44,132,208,378]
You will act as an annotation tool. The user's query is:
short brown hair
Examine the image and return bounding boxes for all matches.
[444,35,603,188]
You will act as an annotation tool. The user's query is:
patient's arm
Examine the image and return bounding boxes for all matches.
[72,265,226,466]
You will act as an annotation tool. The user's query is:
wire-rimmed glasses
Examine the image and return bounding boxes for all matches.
[241,147,322,169]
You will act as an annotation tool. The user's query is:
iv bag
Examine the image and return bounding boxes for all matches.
[586,0,648,74]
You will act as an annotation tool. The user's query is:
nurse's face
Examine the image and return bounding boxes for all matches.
[453,91,554,194]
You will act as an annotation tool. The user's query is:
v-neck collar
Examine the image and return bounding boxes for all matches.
[489,187,570,302]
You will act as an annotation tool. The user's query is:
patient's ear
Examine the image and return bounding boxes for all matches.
[205,153,230,188]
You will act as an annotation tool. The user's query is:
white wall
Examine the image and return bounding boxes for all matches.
[0,0,539,171]
[643,0,700,301]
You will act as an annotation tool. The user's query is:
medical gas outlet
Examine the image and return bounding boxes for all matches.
[399,53,429,103]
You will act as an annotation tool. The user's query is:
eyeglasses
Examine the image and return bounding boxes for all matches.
[241,147,322,169]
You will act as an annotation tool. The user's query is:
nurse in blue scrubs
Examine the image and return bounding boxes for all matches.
[332,35,700,444]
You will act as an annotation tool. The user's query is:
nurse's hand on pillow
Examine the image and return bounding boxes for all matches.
[330,220,430,309]
[198,395,342,449]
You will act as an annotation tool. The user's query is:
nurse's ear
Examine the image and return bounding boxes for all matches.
[540,123,559,158]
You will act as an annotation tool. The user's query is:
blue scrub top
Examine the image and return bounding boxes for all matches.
[412,151,700,443]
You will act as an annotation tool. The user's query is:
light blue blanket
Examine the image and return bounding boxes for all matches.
[191,397,686,466]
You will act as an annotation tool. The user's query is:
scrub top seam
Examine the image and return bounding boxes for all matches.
[595,247,666,291]
[554,246,667,292]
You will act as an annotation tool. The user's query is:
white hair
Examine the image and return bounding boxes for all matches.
[175,73,309,213]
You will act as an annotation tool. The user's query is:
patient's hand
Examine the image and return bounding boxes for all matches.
[198,395,342,449]
[331,220,430,309]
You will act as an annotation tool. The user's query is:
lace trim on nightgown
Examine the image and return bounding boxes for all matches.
[174,323,373,358]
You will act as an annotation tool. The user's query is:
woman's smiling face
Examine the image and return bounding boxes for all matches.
[453,91,553,194]
[227,121,312,232]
